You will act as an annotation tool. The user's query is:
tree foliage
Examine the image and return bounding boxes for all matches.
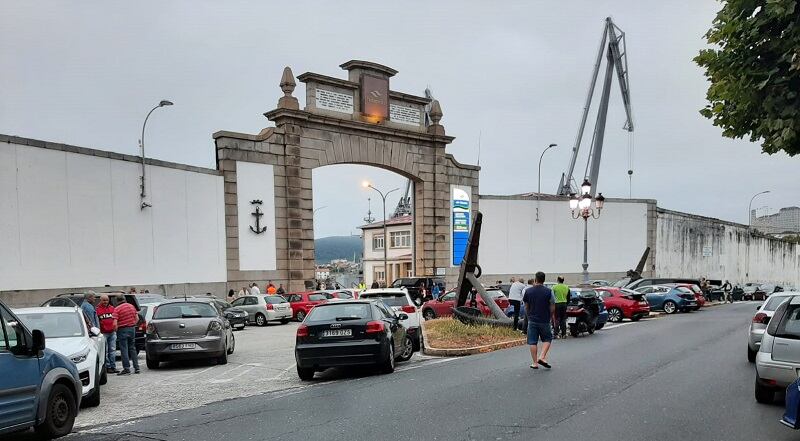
[695,0,800,156]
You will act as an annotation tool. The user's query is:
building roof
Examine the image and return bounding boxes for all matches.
[359,215,412,230]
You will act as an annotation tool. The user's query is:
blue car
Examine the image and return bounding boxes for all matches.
[635,285,697,314]
[0,299,82,438]
[504,289,609,330]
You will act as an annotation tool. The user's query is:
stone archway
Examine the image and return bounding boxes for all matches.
[214,60,479,292]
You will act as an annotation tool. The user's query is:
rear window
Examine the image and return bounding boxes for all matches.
[675,287,693,294]
[264,296,285,304]
[139,305,149,318]
[153,302,217,319]
[360,293,409,307]
[306,304,371,322]
[775,305,800,339]
[764,295,794,312]
[309,294,327,301]
[487,290,505,299]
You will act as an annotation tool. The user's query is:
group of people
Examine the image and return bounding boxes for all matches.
[227,281,286,302]
[79,291,141,376]
[507,273,572,370]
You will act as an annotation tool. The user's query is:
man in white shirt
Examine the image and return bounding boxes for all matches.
[250,283,261,296]
[508,277,527,331]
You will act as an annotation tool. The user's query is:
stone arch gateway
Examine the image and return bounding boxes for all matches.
[214,60,479,292]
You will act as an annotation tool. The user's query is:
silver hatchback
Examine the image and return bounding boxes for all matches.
[748,292,797,362]
[756,295,800,404]
[230,295,292,326]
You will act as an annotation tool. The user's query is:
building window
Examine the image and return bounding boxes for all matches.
[390,230,411,248]
[374,268,385,283]
[372,235,384,250]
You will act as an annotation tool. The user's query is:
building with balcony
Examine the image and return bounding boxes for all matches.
[359,215,413,287]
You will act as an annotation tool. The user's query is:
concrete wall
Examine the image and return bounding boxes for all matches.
[478,196,652,284]
[656,209,799,286]
[0,138,227,303]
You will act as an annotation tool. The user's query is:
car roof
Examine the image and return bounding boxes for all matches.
[313,299,375,306]
[156,298,221,305]
[15,306,79,314]
[361,288,408,295]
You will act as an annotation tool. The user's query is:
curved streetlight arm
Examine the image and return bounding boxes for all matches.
[139,104,160,200]
[537,143,558,221]
[747,190,770,227]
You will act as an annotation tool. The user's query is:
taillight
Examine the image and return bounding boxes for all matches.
[146,323,156,334]
[266,303,274,310]
[296,324,309,337]
[401,305,416,314]
[207,321,223,334]
[753,312,769,325]
[365,321,385,334]
[138,320,147,332]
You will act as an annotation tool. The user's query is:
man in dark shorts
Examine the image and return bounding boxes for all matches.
[523,271,555,369]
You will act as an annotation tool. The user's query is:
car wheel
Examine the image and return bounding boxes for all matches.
[608,308,623,323]
[423,309,436,320]
[146,356,160,370]
[631,316,641,322]
[99,361,108,386]
[595,323,604,330]
[296,310,306,322]
[569,326,579,338]
[747,346,757,363]
[297,366,315,381]
[663,301,677,314]
[34,383,77,439]
[755,378,775,404]
[82,364,101,408]
[228,333,236,354]
[398,335,414,362]
[380,340,395,374]
[280,318,290,324]
[255,313,267,327]
[217,347,228,365]
[587,326,595,334]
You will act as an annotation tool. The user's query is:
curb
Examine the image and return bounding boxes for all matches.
[420,322,527,357]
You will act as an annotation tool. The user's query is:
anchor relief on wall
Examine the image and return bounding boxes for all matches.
[249,200,267,234]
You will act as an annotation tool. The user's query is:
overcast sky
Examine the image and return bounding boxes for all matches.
[2,0,797,238]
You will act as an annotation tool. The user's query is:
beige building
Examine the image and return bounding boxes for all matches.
[359,215,413,286]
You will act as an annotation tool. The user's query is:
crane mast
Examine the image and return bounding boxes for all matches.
[557,17,634,196]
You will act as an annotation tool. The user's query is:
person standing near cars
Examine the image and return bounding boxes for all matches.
[508,277,526,331]
[115,296,140,375]
[551,277,570,339]
[81,291,99,329]
[96,294,118,373]
[250,283,261,296]
[266,281,277,294]
[722,280,732,302]
[523,272,555,369]
[432,283,441,301]
[276,284,286,296]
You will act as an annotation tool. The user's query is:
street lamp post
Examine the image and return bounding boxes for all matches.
[537,143,558,221]
[139,99,173,209]
[363,181,399,286]
[747,190,770,229]
[569,179,605,284]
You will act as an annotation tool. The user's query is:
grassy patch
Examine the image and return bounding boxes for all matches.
[424,318,524,350]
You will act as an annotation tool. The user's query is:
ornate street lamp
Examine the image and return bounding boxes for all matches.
[569,180,605,283]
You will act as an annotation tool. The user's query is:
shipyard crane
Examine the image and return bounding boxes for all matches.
[557,17,634,197]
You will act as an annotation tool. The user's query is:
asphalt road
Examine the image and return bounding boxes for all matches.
[61,302,795,440]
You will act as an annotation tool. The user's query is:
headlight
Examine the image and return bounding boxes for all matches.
[70,347,90,364]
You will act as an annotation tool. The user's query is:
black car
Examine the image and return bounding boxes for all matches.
[390,277,445,304]
[294,299,414,380]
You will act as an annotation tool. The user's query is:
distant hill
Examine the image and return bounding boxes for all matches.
[315,236,362,264]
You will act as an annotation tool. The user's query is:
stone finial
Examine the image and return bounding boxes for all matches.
[278,66,299,110]
[427,99,445,135]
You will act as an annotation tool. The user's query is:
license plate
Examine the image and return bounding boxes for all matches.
[566,317,577,324]
[170,343,196,350]
[322,329,352,337]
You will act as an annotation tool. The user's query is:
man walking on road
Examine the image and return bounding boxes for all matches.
[508,277,526,331]
[523,271,555,369]
[96,294,118,373]
[551,277,570,339]
[115,296,140,375]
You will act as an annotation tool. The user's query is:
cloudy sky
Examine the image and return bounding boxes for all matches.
[2,0,797,238]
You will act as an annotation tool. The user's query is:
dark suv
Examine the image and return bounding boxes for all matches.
[390,277,445,303]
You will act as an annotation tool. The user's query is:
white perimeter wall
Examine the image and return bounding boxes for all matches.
[0,142,226,291]
[478,198,649,276]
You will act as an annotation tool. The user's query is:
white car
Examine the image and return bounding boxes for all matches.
[359,288,422,350]
[14,306,106,407]
[756,295,800,404]
[747,292,796,362]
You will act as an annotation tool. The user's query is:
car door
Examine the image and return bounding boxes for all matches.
[376,302,405,355]
[637,287,659,307]
[435,291,457,316]
[0,304,39,430]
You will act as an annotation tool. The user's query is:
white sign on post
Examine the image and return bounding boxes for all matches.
[702,246,712,257]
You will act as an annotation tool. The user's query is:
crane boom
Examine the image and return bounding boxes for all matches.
[557,17,634,196]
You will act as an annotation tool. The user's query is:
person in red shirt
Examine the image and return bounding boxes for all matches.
[115,297,140,375]
[96,295,118,373]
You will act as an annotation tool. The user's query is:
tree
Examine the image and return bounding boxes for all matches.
[694,0,800,156]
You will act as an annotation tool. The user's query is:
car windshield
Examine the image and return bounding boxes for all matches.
[153,302,217,319]
[305,304,371,322]
[16,312,84,338]
[308,294,327,301]
[264,296,285,304]
[360,293,409,307]
[612,278,630,287]
[764,295,794,312]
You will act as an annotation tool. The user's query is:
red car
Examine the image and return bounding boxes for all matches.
[675,283,706,310]
[285,292,328,321]
[421,289,509,320]
[595,287,650,322]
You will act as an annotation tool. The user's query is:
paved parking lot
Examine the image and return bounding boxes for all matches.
[77,321,445,429]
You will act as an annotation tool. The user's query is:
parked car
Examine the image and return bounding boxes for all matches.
[756,295,800,404]
[285,292,329,321]
[421,289,509,320]
[318,290,356,300]
[358,288,422,350]
[621,277,701,290]
[672,283,706,310]
[634,285,697,314]
[595,287,650,322]
[230,295,290,326]
[13,307,106,407]
[294,299,413,380]
[332,289,360,299]
[390,277,445,303]
[0,300,83,438]
[144,299,235,369]
[183,296,248,329]
[748,292,797,362]
[589,280,611,287]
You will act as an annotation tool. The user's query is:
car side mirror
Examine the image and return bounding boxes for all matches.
[757,305,761,311]
[89,327,101,337]
[397,313,409,320]
[31,329,46,354]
